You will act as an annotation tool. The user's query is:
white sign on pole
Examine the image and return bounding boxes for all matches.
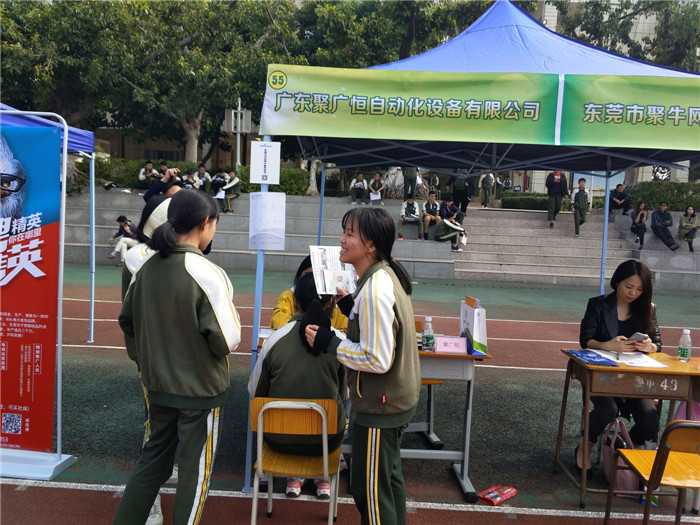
[249,192,286,251]
[250,141,281,185]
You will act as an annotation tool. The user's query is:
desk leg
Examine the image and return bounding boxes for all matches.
[424,383,444,449]
[553,360,574,475]
[453,377,477,503]
[579,379,591,509]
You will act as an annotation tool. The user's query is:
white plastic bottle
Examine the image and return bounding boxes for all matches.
[422,316,435,352]
[678,329,691,363]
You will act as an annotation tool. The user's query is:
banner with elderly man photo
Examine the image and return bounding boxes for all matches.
[1,126,61,453]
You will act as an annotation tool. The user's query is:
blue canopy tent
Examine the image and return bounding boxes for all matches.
[0,104,97,478]
[288,0,699,291]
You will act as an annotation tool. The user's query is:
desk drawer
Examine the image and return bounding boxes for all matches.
[591,371,690,399]
[420,355,474,381]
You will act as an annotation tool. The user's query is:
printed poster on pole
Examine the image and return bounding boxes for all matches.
[0,127,61,453]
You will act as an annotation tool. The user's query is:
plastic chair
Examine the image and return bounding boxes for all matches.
[603,419,700,525]
[250,398,340,525]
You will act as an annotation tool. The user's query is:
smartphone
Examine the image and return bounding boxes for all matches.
[628,332,648,342]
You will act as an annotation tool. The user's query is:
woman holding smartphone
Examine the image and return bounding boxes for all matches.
[304,207,421,525]
[577,259,662,470]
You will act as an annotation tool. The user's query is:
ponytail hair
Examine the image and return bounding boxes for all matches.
[295,273,333,355]
[341,207,413,295]
[148,189,219,258]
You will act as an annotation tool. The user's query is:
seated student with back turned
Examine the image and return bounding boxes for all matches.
[577,260,662,470]
[249,272,347,500]
[269,256,348,331]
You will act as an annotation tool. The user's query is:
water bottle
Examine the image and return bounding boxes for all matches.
[422,316,435,352]
[678,329,691,363]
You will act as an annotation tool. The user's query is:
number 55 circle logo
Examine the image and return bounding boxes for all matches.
[268,71,287,90]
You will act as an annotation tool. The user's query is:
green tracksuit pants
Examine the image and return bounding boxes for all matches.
[574,206,587,235]
[548,194,563,221]
[351,423,407,525]
[113,404,224,525]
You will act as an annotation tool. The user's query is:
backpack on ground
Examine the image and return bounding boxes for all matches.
[602,418,638,498]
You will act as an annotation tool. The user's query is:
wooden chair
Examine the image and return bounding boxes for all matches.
[250,398,340,525]
[604,419,700,525]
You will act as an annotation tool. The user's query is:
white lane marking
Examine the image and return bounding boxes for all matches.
[2,479,696,522]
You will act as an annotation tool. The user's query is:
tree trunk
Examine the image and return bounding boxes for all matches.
[306,160,320,196]
[181,109,203,163]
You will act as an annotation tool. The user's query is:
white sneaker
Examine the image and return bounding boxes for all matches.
[165,464,178,485]
[121,189,131,194]
[146,494,163,525]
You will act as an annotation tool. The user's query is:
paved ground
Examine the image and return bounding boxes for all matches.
[2,263,699,524]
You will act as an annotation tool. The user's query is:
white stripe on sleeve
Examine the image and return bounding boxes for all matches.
[336,269,395,374]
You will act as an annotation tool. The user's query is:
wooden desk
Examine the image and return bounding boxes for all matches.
[553,350,700,508]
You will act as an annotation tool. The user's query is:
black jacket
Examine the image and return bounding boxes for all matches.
[545,172,568,197]
[579,292,662,351]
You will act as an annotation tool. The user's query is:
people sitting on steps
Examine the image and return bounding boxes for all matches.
[609,184,630,215]
[397,193,421,240]
[651,201,680,251]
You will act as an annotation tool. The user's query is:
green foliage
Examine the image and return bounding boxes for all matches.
[630,181,700,212]
[236,166,312,196]
[549,0,699,72]
[501,193,549,210]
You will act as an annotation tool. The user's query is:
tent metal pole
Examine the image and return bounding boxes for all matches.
[600,157,613,295]
[88,153,96,343]
[317,162,326,245]
[244,136,271,493]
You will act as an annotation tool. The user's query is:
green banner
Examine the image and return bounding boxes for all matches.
[260,64,559,145]
[561,75,700,151]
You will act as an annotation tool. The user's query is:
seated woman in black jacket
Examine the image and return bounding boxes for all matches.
[577,260,662,469]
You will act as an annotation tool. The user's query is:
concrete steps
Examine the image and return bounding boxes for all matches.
[63,190,699,289]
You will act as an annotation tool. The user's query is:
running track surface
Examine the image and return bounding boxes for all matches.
[3,284,699,525]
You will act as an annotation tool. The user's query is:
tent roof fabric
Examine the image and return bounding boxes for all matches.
[294,0,698,172]
[0,102,95,154]
[372,0,698,78]
[298,136,695,173]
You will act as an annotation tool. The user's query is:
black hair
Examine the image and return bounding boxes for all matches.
[406,193,414,200]
[163,179,185,193]
[148,189,219,258]
[341,207,412,295]
[145,160,153,165]
[199,163,206,169]
[136,195,167,243]
[294,255,312,286]
[616,184,624,189]
[578,178,586,183]
[429,190,436,196]
[634,201,647,214]
[610,260,654,334]
[443,193,453,201]
[659,201,668,206]
[160,161,168,166]
[295,273,333,355]
[116,215,128,223]
[684,205,696,218]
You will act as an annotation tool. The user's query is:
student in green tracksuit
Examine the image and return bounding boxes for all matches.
[114,190,241,525]
[570,178,592,238]
[305,207,421,525]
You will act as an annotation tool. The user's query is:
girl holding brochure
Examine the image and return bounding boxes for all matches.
[304,207,421,525]
[577,260,662,470]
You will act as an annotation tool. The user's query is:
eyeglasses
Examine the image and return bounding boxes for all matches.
[1,174,25,193]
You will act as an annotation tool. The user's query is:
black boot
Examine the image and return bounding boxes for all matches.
[690,239,694,252]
